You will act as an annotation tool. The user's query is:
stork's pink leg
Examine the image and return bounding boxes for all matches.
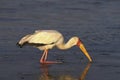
[40,50,48,63]
[40,49,62,64]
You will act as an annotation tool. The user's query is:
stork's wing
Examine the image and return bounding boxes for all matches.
[28,30,62,44]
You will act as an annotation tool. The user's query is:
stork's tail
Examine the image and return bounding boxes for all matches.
[16,34,32,48]
[16,42,23,48]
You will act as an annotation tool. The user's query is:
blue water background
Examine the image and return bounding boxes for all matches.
[0,0,120,80]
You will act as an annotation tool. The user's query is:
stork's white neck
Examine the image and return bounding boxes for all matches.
[57,37,79,50]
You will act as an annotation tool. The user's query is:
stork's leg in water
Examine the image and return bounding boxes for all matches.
[40,49,62,64]
[40,50,47,63]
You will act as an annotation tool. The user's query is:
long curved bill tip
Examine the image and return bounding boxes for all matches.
[79,43,92,62]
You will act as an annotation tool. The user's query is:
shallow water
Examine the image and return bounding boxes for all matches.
[0,0,120,80]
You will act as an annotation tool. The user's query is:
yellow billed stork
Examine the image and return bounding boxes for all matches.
[17,30,92,64]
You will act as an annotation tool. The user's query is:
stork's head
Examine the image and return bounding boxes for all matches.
[76,38,92,62]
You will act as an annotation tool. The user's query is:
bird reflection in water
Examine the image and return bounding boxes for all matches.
[39,63,91,80]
